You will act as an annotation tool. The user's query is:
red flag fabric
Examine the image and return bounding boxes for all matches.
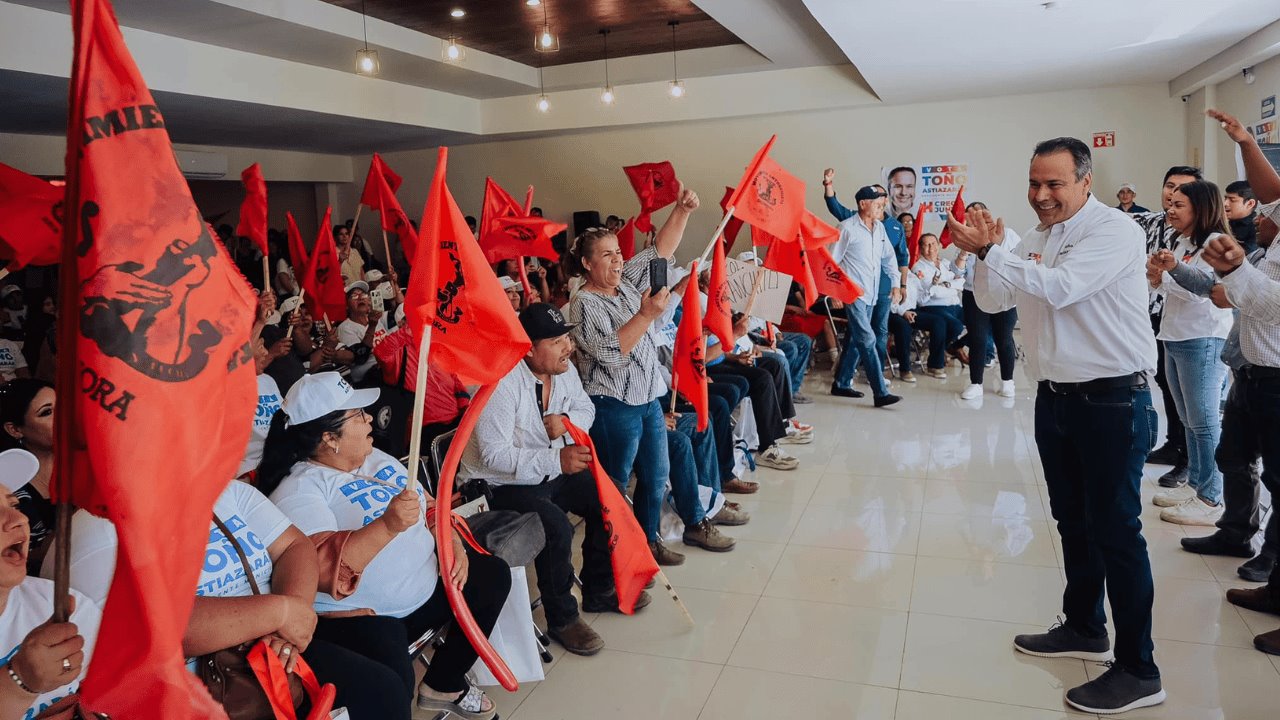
[563,419,660,612]
[734,155,806,242]
[706,237,735,350]
[0,161,63,270]
[938,186,966,248]
[235,162,268,256]
[60,1,259,716]
[623,161,679,234]
[673,261,709,432]
[718,185,745,252]
[907,203,926,267]
[617,216,637,261]
[359,153,403,209]
[480,216,565,264]
[799,210,839,247]
[284,211,308,279]
[725,135,776,210]
[405,147,531,386]
[479,177,524,243]
[371,165,419,261]
[764,235,818,309]
[811,245,864,305]
[300,207,347,323]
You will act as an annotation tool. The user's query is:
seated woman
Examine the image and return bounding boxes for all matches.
[0,380,55,574]
[0,450,100,720]
[886,270,945,382]
[911,233,967,378]
[259,372,510,720]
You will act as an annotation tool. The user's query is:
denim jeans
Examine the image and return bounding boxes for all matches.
[872,277,892,368]
[835,300,888,397]
[1036,383,1158,678]
[588,396,670,541]
[779,332,813,392]
[708,377,746,482]
[918,305,965,369]
[1215,375,1280,552]
[1163,337,1227,505]
[962,290,1016,383]
[676,409,720,499]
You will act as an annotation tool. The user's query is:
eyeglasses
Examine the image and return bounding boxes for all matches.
[343,408,369,423]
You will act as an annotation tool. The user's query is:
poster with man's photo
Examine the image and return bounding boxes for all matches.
[881,164,970,224]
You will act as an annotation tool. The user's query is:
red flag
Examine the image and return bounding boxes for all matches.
[285,211,308,278]
[706,236,735,349]
[718,185,745,252]
[60,1,259,716]
[479,177,524,243]
[406,147,531,386]
[300,207,347,323]
[563,419,660,612]
[673,261,709,431]
[938,186,966,248]
[764,235,818,308]
[734,155,805,242]
[617,216,637,261]
[907,203,926,267]
[480,216,565,264]
[371,165,419,261]
[359,153,403,209]
[0,161,63,269]
[623,161,679,234]
[725,135,776,210]
[811,245,863,305]
[235,163,268,256]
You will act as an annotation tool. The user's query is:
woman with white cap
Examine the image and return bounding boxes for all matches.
[258,372,510,720]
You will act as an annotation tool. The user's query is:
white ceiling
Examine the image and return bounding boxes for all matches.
[803,0,1280,104]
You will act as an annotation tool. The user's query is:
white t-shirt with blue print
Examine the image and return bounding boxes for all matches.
[0,579,101,720]
[237,374,283,478]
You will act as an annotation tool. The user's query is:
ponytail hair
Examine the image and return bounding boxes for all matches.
[255,407,349,495]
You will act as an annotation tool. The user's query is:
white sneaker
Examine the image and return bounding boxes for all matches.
[998,380,1016,398]
[1153,484,1196,508]
[777,432,812,445]
[757,445,799,470]
[960,384,983,400]
[1160,497,1224,526]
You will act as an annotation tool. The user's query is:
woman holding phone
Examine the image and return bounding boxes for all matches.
[566,186,730,566]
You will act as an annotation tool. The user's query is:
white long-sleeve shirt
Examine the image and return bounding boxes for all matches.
[974,195,1157,383]
[913,258,962,307]
[832,215,897,305]
[1154,233,1234,342]
[1220,245,1280,368]
[963,228,1022,291]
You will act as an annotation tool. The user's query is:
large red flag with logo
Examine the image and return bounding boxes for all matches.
[0,161,63,270]
[300,207,347,323]
[284,211,308,279]
[937,186,965,248]
[58,1,259,716]
[907,203,926,267]
[563,419,660,612]
[623,161,679,234]
[706,236,735,349]
[359,152,403,208]
[734,155,805,242]
[481,216,565,265]
[479,177,524,243]
[811,245,863,305]
[673,261,709,431]
[235,163,268,256]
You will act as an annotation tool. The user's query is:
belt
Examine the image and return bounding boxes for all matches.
[1039,372,1147,395]
[1237,365,1280,381]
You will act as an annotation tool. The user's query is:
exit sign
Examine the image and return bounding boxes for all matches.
[1092,132,1115,148]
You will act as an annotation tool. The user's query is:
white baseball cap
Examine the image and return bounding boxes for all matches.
[737,251,758,264]
[394,303,406,327]
[0,449,40,493]
[1118,183,1137,193]
[345,280,370,295]
[365,269,385,284]
[1259,199,1280,224]
[499,276,523,292]
[282,371,380,427]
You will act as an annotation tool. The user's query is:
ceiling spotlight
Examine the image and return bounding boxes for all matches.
[442,35,465,63]
[1244,67,1257,85]
[536,95,551,112]
[450,8,465,18]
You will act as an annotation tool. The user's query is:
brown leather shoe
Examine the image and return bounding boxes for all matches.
[1256,627,1280,655]
[548,618,604,656]
[649,539,685,566]
[722,478,759,494]
[683,518,736,552]
[1226,586,1280,616]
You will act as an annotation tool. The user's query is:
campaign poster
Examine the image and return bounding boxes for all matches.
[882,164,969,224]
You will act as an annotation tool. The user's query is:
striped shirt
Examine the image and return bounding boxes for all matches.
[1220,243,1280,369]
[1129,211,1180,315]
[568,245,669,405]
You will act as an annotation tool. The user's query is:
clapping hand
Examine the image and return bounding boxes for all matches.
[945,208,1005,254]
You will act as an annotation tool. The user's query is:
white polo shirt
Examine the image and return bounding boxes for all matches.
[1155,233,1234,342]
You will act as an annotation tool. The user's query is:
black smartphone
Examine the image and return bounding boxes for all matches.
[649,258,668,295]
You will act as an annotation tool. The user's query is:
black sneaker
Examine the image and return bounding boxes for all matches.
[1239,552,1277,583]
[582,590,652,614]
[1013,619,1113,661]
[873,394,901,408]
[1065,663,1165,715]
[1180,532,1255,558]
[1157,463,1188,488]
[830,383,865,399]
[1145,442,1184,466]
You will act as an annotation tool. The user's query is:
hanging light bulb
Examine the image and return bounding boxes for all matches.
[536,95,551,112]
[353,0,380,77]
[442,35,465,63]
[600,86,616,105]
[533,2,559,53]
[599,28,615,106]
[668,80,685,98]
[667,20,684,99]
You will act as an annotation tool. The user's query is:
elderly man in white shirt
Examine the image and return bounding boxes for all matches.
[949,137,1164,715]
[829,185,903,407]
[459,303,647,658]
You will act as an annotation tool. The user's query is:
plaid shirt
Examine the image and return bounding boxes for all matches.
[1128,211,1179,315]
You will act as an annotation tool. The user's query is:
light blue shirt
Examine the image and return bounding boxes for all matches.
[832,215,897,306]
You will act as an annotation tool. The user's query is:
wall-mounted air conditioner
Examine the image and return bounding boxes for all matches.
[175,150,228,179]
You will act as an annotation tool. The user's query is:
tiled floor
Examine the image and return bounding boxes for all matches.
[420,361,1280,719]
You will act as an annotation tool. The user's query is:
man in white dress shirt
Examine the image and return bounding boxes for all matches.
[948,137,1164,714]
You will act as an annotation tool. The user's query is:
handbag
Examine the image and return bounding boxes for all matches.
[197,515,337,720]
[462,510,547,568]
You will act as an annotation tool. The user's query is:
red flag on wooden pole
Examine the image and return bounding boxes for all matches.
[58,1,259,716]
[285,211,308,279]
[478,177,523,244]
[706,236,735,349]
[235,162,268,256]
[672,261,710,431]
[481,216,565,265]
[0,161,63,270]
[299,207,346,323]
[359,152,403,208]
[907,203,926,266]
[937,186,966,248]
[732,156,805,242]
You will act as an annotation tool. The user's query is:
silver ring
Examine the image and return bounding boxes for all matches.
[282,646,292,656]
[61,658,72,672]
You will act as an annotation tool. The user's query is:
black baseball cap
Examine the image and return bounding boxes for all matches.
[855,185,887,202]
[519,303,576,341]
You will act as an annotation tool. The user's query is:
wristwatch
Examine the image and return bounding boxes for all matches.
[977,242,995,260]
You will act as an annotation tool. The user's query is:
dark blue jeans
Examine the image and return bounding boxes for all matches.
[872,277,892,368]
[674,410,719,506]
[708,376,747,482]
[1035,383,1159,678]
[778,333,813,392]
[835,301,888,397]
[589,396,670,542]
[888,311,945,372]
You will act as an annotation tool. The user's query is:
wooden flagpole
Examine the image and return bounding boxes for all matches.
[695,207,736,269]
[381,225,393,273]
[262,255,271,294]
[655,568,695,627]
[404,325,433,490]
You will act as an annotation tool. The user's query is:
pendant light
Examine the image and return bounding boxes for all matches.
[667,20,684,98]
[599,29,615,105]
[536,62,550,113]
[442,35,466,63]
[534,1,559,53]
[354,0,380,76]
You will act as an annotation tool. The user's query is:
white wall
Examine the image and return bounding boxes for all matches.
[1204,51,1280,184]
[345,84,1184,264]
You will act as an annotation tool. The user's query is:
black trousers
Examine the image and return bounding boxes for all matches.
[709,361,787,451]
[1150,313,1187,452]
[488,471,615,629]
[312,547,511,697]
[303,639,410,720]
[963,290,1017,383]
[1216,376,1280,573]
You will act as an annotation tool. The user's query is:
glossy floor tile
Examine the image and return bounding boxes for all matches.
[482,363,1280,719]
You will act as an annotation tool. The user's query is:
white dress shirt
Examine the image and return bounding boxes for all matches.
[832,215,897,305]
[1220,244,1280,368]
[913,258,962,307]
[974,195,1157,383]
[458,360,597,486]
[963,228,1022,291]
[1154,233,1234,342]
